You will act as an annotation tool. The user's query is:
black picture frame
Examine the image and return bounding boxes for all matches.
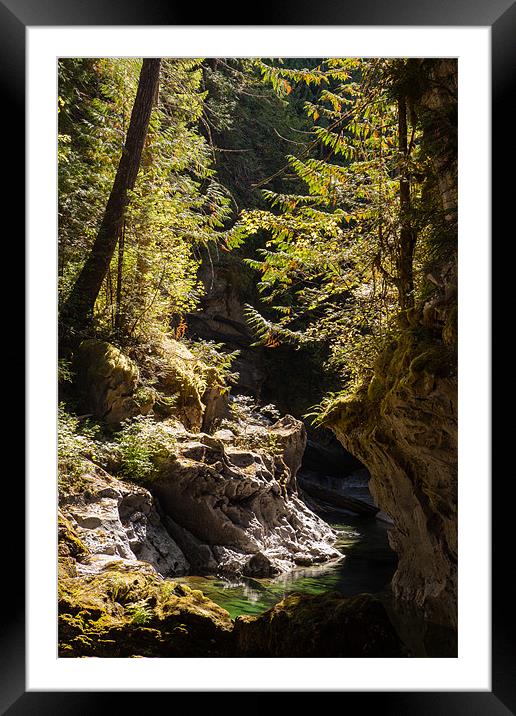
[7,0,505,711]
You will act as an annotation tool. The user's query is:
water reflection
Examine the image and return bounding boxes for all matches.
[176,518,397,620]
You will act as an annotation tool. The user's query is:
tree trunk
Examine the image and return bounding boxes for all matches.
[60,58,161,337]
[396,95,416,311]
[114,219,126,335]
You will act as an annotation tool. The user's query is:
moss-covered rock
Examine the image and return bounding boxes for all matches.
[75,339,141,426]
[58,559,233,657]
[58,512,89,559]
[234,592,406,657]
[153,337,207,431]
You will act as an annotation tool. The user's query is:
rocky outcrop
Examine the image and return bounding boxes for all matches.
[328,358,457,627]
[58,558,405,657]
[75,340,142,426]
[59,463,188,577]
[268,415,306,491]
[58,557,233,657]
[152,337,206,431]
[59,409,338,582]
[234,591,406,657]
[57,488,405,658]
[74,336,230,433]
[147,417,340,577]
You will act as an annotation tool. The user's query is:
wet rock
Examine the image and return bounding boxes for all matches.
[242,552,278,578]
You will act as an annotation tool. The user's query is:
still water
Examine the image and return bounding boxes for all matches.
[176,515,397,620]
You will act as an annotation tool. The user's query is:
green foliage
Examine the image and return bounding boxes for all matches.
[58,58,233,343]
[58,56,455,441]
[184,339,240,389]
[58,404,101,487]
[236,58,445,388]
[58,358,74,385]
[114,415,178,481]
[200,58,312,213]
[243,303,304,349]
[125,599,154,625]
[304,391,347,426]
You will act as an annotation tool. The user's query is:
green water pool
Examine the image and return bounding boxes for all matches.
[175,516,397,620]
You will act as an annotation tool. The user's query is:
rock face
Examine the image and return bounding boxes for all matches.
[57,521,404,658]
[75,340,141,426]
[328,354,457,627]
[234,592,406,657]
[268,415,306,491]
[60,463,188,577]
[58,556,405,658]
[148,416,340,577]
[74,336,230,433]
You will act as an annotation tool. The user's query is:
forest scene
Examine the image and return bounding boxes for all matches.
[57,57,458,658]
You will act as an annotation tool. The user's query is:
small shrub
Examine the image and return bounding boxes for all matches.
[115,415,177,481]
[58,358,74,385]
[185,339,240,388]
[58,404,101,488]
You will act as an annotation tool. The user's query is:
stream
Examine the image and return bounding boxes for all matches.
[176,469,397,620]
[176,516,396,619]
[175,468,457,656]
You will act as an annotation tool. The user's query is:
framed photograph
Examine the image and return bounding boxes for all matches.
[8,0,506,710]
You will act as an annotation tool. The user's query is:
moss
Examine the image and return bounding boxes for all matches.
[58,561,233,657]
[409,344,453,379]
[75,339,140,426]
[234,591,406,657]
[58,513,88,559]
[77,339,139,385]
[443,304,458,345]
[367,375,385,403]
[154,338,207,430]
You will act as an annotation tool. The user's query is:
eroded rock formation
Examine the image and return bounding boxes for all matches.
[59,465,188,577]
[75,340,142,426]
[145,416,340,578]
[327,336,457,626]
[58,519,404,658]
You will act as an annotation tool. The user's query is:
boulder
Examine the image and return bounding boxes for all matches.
[75,339,141,426]
[147,425,340,578]
[153,337,206,431]
[60,462,188,577]
[268,415,307,491]
[201,376,229,433]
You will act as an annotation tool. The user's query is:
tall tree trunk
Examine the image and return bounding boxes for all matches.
[60,58,161,338]
[396,95,416,311]
[114,219,126,335]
